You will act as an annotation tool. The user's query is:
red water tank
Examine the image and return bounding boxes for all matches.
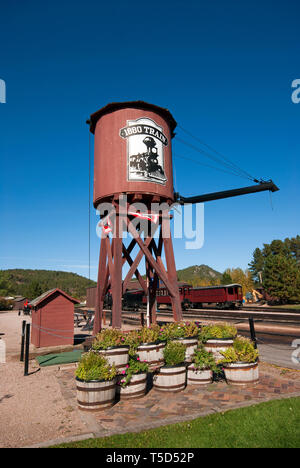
[89,101,177,207]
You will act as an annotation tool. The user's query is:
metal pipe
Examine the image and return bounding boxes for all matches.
[20,320,26,362]
[175,180,279,205]
[24,323,31,376]
[249,318,257,349]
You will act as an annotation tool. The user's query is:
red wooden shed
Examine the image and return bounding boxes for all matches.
[30,289,80,348]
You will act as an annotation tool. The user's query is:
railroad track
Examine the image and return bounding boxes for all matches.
[117,307,300,327]
[241,306,300,314]
[182,308,300,324]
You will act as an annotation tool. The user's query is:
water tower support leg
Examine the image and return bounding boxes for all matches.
[162,213,183,322]
[111,215,123,329]
[94,235,108,335]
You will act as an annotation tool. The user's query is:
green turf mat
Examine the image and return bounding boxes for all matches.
[36,350,83,367]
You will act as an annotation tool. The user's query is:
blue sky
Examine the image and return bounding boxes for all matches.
[0,0,299,281]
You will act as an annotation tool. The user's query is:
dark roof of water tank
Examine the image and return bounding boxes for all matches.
[88,100,177,136]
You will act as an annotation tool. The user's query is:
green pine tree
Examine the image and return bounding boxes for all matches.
[263,254,300,303]
[220,270,233,285]
[25,281,43,300]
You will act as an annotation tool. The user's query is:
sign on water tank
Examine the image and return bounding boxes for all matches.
[120,117,168,185]
[0,339,6,363]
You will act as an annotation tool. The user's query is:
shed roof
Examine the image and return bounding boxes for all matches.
[30,288,80,307]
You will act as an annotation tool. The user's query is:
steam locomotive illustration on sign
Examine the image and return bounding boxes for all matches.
[128,136,167,183]
[119,116,169,185]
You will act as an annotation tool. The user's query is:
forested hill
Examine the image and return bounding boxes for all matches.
[0,269,96,300]
[177,264,222,286]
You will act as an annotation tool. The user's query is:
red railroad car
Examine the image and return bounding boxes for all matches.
[188,284,243,309]
[140,283,243,310]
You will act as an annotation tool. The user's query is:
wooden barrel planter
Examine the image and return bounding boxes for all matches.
[204,339,234,361]
[117,372,148,400]
[173,337,198,362]
[153,364,186,393]
[223,361,259,386]
[137,342,166,370]
[187,364,213,385]
[98,345,130,373]
[76,377,117,411]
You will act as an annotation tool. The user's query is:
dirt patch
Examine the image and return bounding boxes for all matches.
[259,361,300,381]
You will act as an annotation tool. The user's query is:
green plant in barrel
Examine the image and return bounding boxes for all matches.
[160,321,200,341]
[199,324,237,343]
[119,356,149,388]
[160,322,185,340]
[92,328,126,350]
[219,337,259,364]
[153,340,187,393]
[163,341,186,366]
[139,324,161,344]
[75,351,117,382]
[190,346,220,373]
[124,329,143,356]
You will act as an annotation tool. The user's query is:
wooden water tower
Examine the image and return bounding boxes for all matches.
[88,101,183,332]
[88,101,279,334]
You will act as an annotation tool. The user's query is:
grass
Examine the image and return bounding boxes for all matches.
[272,304,300,310]
[54,397,300,448]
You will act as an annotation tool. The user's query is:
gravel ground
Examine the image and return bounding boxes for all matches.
[0,311,28,357]
[0,360,87,448]
[0,311,142,448]
[0,311,88,447]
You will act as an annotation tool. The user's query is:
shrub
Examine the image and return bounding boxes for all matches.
[92,328,127,350]
[75,351,117,382]
[163,341,186,366]
[199,324,237,342]
[119,356,149,387]
[0,298,13,311]
[139,325,161,344]
[190,347,220,373]
[219,337,259,364]
[145,322,200,342]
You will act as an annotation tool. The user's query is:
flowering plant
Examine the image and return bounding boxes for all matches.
[124,329,143,356]
[119,356,149,387]
[75,351,117,382]
[181,321,200,338]
[190,346,220,373]
[92,328,127,350]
